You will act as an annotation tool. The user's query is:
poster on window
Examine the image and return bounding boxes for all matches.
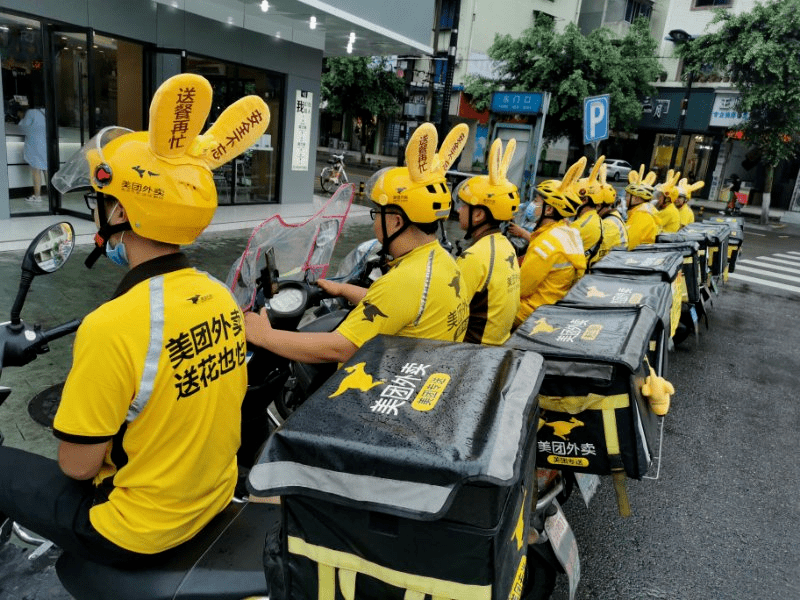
[292,90,313,171]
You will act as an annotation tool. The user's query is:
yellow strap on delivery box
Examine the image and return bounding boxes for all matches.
[289,536,491,600]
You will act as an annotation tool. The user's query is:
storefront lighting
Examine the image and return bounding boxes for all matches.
[309,16,316,29]
[349,32,356,43]
[346,42,353,53]
[260,0,269,12]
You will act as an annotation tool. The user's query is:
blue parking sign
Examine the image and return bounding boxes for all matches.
[584,95,610,144]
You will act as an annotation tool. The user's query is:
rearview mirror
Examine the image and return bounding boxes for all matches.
[24,222,75,275]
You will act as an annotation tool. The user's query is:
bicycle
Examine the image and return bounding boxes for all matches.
[320,153,348,193]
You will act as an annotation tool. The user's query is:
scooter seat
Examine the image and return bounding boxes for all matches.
[56,501,277,600]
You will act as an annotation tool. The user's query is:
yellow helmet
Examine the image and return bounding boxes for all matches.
[367,122,468,223]
[53,73,270,245]
[456,138,519,221]
[660,170,682,204]
[573,155,605,205]
[625,182,653,201]
[536,156,586,218]
[625,164,657,202]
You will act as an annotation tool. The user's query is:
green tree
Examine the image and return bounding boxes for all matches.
[321,57,406,163]
[464,18,662,160]
[679,0,800,224]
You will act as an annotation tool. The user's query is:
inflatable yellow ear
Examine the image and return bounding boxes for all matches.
[406,123,438,182]
[434,122,469,175]
[642,366,674,416]
[685,180,705,199]
[628,164,645,185]
[643,170,657,187]
[148,74,213,159]
[560,156,587,192]
[599,162,608,186]
[195,96,270,170]
[497,138,516,185]
[487,138,503,186]
[662,170,682,202]
[147,72,270,171]
[586,155,604,186]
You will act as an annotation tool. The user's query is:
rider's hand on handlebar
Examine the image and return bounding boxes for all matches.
[244,308,273,348]
[316,279,342,297]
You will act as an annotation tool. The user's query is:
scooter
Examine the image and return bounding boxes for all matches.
[3,222,580,600]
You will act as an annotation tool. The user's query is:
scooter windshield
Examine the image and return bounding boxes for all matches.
[226,184,355,311]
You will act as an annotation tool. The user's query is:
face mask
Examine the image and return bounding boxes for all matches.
[106,232,129,267]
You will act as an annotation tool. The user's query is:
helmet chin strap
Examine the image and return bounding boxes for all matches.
[85,196,132,268]
[378,207,409,265]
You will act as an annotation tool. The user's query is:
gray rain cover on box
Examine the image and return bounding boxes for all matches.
[507,304,658,373]
[248,336,544,520]
[592,249,684,282]
[559,274,672,331]
[683,222,732,245]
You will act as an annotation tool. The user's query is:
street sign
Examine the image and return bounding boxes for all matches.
[583,94,610,145]
[491,92,545,115]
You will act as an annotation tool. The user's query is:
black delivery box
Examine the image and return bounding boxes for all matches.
[704,216,744,273]
[631,240,702,305]
[557,273,672,376]
[248,336,545,600]
[590,249,685,338]
[682,222,732,277]
[507,305,661,479]
[658,230,711,286]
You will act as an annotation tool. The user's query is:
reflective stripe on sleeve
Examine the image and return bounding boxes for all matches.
[127,276,165,422]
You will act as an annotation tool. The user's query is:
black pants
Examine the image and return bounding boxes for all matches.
[0,446,151,566]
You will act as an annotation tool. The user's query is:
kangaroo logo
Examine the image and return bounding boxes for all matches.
[329,362,384,398]
[511,489,527,551]
[586,286,607,298]
[543,417,584,440]
[530,318,558,335]
[361,302,388,323]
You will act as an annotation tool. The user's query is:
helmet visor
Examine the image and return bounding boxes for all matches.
[52,126,133,193]
[364,167,394,204]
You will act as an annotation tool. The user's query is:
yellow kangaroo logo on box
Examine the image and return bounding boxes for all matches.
[586,286,607,298]
[530,318,558,335]
[329,362,384,398]
[510,489,527,551]
[543,417,584,440]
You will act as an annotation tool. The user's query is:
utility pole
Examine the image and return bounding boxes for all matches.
[439,0,460,137]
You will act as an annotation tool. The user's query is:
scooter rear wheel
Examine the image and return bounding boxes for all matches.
[522,546,559,600]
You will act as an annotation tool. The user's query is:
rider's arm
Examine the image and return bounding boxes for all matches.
[245,309,358,363]
[58,440,110,480]
[317,279,368,305]
[518,241,556,299]
[508,222,531,241]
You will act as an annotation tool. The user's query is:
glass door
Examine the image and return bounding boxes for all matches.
[45,24,92,218]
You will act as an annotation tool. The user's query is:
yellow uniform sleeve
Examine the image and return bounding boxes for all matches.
[456,246,488,302]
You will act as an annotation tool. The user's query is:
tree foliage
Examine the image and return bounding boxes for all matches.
[464,18,662,147]
[321,57,405,146]
[679,0,800,169]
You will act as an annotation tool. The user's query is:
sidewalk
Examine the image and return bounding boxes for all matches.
[0,195,370,253]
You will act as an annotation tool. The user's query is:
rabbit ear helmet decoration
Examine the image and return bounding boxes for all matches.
[53,73,270,248]
[455,137,520,222]
[366,122,468,223]
[535,156,586,219]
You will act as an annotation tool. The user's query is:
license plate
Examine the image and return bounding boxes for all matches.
[690,305,698,325]
[574,473,600,507]
[545,501,580,600]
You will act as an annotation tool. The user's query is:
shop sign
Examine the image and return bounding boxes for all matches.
[291,90,313,171]
[710,93,748,128]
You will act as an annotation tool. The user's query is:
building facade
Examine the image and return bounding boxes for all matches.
[0,0,433,220]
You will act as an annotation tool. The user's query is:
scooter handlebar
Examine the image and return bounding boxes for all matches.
[40,319,82,344]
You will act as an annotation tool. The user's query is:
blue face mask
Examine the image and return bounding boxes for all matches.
[106,231,129,267]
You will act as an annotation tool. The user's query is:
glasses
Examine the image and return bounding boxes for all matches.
[84,193,98,212]
[369,208,401,221]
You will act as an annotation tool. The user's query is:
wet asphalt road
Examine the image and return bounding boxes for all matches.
[1,215,799,599]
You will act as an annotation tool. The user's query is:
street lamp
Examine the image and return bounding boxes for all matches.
[665,29,696,172]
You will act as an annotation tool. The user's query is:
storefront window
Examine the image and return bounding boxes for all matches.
[186,55,283,204]
[650,133,713,192]
[1,13,46,215]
